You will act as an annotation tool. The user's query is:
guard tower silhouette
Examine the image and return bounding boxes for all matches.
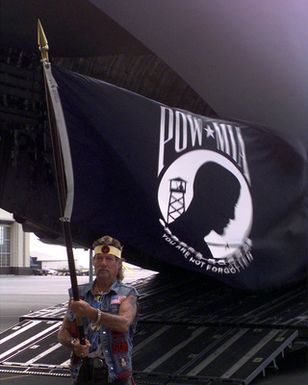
[167,177,187,224]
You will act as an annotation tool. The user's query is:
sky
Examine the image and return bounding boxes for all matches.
[30,233,92,268]
[30,233,155,274]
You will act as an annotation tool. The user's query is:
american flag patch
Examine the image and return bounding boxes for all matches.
[111,295,126,305]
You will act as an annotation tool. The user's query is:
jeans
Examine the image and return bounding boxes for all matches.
[75,358,133,385]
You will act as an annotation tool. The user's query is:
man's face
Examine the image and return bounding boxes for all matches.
[93,252,121,281]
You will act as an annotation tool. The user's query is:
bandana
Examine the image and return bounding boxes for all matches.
[94,245,122,259]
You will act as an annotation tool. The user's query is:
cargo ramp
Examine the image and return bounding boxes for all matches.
[0,274,307,385]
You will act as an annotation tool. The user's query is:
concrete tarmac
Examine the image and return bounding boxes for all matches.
[0,275,307,385]
[0,270,156,333]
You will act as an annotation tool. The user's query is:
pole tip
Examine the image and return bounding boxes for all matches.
[37,18,49,62]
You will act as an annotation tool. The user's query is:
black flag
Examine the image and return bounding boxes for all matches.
[50,66,307,289]
[1,65,307,290]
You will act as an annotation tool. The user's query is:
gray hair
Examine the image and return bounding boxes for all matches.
[92,235,124,281]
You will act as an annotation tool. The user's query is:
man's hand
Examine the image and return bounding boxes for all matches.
[69,299,97,320]
[69,295,138,334]
[72,338,91,358]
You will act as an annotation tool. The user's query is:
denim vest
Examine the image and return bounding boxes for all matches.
[68,280,139,383]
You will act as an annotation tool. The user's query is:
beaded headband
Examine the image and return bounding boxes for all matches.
[94,245,122,259]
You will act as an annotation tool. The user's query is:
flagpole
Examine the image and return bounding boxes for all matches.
[37,19,85,343]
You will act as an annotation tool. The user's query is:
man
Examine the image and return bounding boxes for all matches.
[58,235,139,385]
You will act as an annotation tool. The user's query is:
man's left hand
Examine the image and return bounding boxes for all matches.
[70,299,96,320]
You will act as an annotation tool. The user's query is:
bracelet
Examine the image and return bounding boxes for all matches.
[91,309,102,331]
[96,309,102,324]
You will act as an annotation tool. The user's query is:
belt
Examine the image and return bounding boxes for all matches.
[77,357,108,385]
[87,357,107,369]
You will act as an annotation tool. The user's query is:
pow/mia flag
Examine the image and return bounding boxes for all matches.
[48,68,307,289]
[3,65,305,290]
[49,66,307,290]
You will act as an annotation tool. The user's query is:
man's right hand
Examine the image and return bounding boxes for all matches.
[71,338,91,358]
